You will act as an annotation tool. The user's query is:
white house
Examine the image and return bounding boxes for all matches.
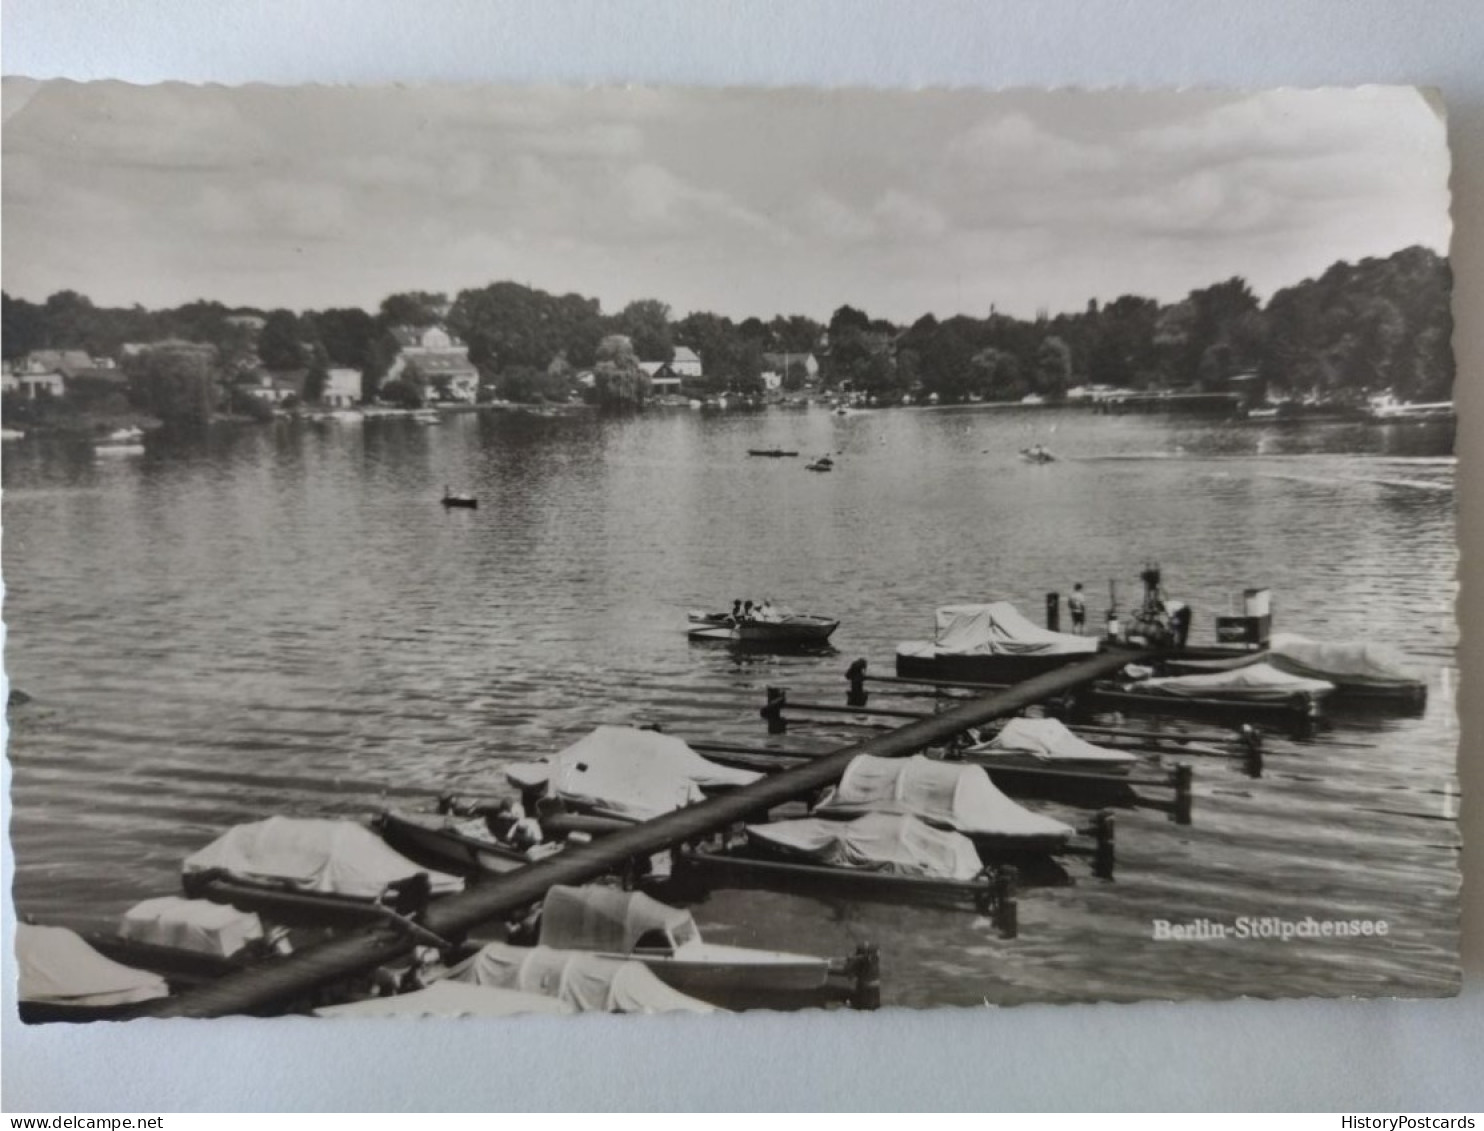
[669,346,703,379]
[322,367,361,408]
[2,369,66,399]
[383,326,479,404]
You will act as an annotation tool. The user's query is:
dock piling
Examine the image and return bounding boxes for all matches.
[846,659,870,708]
[1173,763,1194,825]
[849,943,882,1010]
[1093,810,1116,880]
[762,686,788,735]
[992,866,1019,938]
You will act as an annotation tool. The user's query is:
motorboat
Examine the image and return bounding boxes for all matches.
[95,426,146,455]
[441,488,478,509]
[805,456,834,472]
[17,923,170,1023]
[812,754,1075,857]
[896,601,1100,684]
[532,885,834,1006]
[1020,447,1056,463]
[84,896,280,989]
[505,725,760,823]
[372,809,551,877]
[445,941,720,1014]
[688,607,839,644]
[1092,660,1334,724]
[180,816,463,928]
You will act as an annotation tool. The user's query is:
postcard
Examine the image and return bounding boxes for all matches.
[3,82,1458,1020]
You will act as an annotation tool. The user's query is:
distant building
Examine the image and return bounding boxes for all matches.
[761,351,819,389]
[243,369,306,404]
[14,349,97,377]
[2,370,66,399]
[225,313,267,332]
[669,346,703,378]
[322,367,361,408]
[638,346,701,396]
[384,326,479,403]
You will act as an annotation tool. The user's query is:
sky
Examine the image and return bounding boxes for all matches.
[0,81,1453,322]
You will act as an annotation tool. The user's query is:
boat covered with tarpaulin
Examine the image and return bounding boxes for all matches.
[181,816,462,926]
[812,754,1074,854]
[18,923,170,1022]
[506,725,760,822]
[536,884,833,1004]
[745,812,984,880]
[1115,661,1333,704]
[446,942,719,1014]
[315,979,574,1019]
[896,601,1100,683]
[966,717,1138,771]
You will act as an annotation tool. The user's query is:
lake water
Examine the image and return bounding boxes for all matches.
[2,405,1460,1007]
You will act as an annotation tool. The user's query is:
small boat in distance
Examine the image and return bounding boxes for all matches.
[95,426,147,455]
[1020,446,1056,464]
[412,409,442,425]
[441,487,478,509]
[748,448,800,458]
[806,455,834,472]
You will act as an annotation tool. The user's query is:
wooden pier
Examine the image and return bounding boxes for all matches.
[131,649,1148,1019]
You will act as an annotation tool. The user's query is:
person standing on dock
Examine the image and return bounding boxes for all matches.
[1069,583,1087,634]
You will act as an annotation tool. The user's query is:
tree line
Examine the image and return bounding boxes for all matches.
[1,243,1453,423]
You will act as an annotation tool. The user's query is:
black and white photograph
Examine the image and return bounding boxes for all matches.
[1,80,1460,1023]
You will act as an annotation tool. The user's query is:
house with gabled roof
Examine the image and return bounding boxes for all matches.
[383,325,479,403]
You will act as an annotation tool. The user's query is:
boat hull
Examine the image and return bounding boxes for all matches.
[373,811,531,877]
[895,648,1090,686]
[689,612,839,645]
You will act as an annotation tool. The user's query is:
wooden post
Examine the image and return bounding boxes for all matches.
[1093,810,1116,880]
[993,866,1019,939]
[1241,724,1264,778]
[846,659,870,708]
[761,686,788,735]
[1046,592,1060,632]
[850,943,881,1010]
[1173,763,1194,826]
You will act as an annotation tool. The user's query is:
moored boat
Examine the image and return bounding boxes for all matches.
[962,717,1138,773]
[748,448,799,458]
[896,601,1100,684]
[445,941,720,1014]
[532,884,835,1006]
[17,923,171,1023]
[372,809,548,877]
[1167,634,1426,706]
[441,486,478,508]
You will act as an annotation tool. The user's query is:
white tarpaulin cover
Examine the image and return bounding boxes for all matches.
[539,885,698,953]
[447,943,717,1014]
[813,755,1074,843]
[1267,633,1422,690]
[974,717,1137,767]
[1131,661,1334,701]
[182,817,462,898]
[315,980,573,1019]
[928,603,1100,657]
[17,924,170,1008]
[746,812,983,880]
[118,896,265,958]
[505,726,760,821]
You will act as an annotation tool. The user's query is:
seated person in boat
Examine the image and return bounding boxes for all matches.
[731,598,744,623]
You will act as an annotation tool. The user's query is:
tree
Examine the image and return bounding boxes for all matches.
[257,309,304,370]
[378,291,447,328]
[617,299,674,362]
[303,344,330,404]
[307,307,377,369]
[378,377,425,409]
[591,334,650,408]
[1035,336,1073,400]
[124,345,217,427]
[1,292,46,360]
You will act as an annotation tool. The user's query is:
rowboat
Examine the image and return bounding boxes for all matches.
[805,459,834,472]
[748,448,799,457]
[1020,447,1056,463]
[95,426,146,455]
[441,489,478,509]
[531,885,835,1006]
[688,609,839,644]
[372,809,550,877]
[83,896,280,990]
